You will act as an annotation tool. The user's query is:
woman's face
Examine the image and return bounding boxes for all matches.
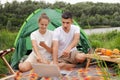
[39,18,49,32]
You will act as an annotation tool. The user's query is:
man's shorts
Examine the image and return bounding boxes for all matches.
[58,50,85,64]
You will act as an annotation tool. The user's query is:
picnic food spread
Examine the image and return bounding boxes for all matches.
[95,48,120,58]
[86,48,120,67]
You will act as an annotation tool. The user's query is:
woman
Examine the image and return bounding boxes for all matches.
[19,13,53,72]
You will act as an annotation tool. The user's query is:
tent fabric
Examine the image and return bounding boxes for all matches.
[11,8,91,69]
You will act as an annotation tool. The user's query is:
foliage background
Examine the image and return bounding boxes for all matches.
[0,0,120,31]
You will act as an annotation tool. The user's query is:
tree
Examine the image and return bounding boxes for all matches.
[80,13,88,27]
[88,16,97,26]
[6,20,12,30]
[52,1,66,10]
[102,17,109,25]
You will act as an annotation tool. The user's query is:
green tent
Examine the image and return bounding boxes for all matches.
[11,8,91,69]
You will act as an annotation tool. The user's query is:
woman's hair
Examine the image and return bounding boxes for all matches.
[38,13,50,22]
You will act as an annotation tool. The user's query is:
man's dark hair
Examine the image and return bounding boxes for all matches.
[62,12,72,19]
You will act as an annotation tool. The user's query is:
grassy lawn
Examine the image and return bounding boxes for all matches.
[0,29,17,77]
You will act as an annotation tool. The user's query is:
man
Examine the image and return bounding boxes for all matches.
[52,12,86,69]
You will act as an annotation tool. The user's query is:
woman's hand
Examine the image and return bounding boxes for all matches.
[42,58,49,64]
[36,54,49,64]
[36,54,43,63]
[39,41,52,53]
[39,41,46,48]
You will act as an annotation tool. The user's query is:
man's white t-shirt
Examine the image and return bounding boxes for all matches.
[30,29,53,61]
[53,25,80,58]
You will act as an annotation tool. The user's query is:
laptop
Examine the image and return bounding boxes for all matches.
[32,63,61,77]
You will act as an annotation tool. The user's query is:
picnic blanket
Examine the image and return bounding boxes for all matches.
[12,65,119,80]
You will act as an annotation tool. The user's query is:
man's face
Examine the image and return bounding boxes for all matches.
[62,18,72,30]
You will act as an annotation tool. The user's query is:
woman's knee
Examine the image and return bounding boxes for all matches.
[19,62,32,72]
[19,63,24,69]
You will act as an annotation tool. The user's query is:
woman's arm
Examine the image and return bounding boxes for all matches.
[32,40,44,63]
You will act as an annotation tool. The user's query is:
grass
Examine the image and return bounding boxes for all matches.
[88,30,120,50]
[83,25,111,29]
[0,29,17,77]
[94,53,111,79]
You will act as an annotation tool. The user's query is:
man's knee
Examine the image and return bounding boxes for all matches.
[58,63,66,69]
[75,53,86,63]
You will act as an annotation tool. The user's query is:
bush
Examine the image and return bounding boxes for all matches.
[90,40,101,49]
[89,31,120,49]
[110,21,120,27]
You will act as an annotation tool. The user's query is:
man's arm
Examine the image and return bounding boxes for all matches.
[63,33,80,57]
[52,40,59,64]
[67,33,80,50]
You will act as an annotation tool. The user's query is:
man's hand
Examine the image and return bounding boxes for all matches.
[52,61,58,64]
[62,48,71,57]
